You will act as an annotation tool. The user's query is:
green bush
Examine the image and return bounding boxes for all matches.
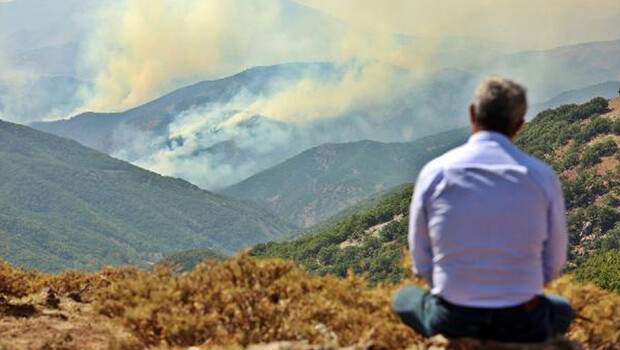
[580,138,618,167]
[574,249,620,293]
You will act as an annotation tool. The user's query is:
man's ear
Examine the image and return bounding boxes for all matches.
[469,104,477,126]
[511,118,525,138]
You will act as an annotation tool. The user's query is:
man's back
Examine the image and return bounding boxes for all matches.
[410,131,568,308]
[395,78,572,342]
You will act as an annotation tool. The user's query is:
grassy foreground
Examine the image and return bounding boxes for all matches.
[1,255,619,349]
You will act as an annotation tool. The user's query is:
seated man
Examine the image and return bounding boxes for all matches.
[393,77,573,343]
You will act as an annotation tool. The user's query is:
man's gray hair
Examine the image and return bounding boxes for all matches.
[472,77,527,135]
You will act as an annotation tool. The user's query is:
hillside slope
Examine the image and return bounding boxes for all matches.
[0,120,292,272]
[224,128,468,227]
[251,97,620,285]
[516,97,620,263]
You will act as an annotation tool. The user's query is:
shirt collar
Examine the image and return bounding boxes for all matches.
[468,131,513,147]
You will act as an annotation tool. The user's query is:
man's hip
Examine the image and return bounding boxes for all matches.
[392,285,573,343]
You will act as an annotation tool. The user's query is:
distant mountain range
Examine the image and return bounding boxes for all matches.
[223,128,469,227]
[0,120,293,272]
[480,39,620,104]
[531,81,620,116]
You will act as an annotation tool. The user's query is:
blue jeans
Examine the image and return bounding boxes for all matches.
[393,285,573,343]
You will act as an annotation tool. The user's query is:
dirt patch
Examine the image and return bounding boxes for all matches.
[595,155,619,176]
[339,214,404,249]
[0,295,140,350]
[607,97,620,116]
[600,97,620,121]
[554,140,575,159]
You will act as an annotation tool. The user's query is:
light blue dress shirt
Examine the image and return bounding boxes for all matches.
[409,131,568,308]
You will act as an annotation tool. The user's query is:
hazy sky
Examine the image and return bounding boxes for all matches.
[299,0,620,50]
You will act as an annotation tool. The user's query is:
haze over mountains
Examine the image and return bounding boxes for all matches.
[2,0,619,195]
[0,0,99,122]
[30,39,620,191]
[224,129,468,227]
[32,63,477,189]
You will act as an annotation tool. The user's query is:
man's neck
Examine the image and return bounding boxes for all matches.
[471,128,514,141]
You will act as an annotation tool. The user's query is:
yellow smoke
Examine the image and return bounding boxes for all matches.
[239,63,401,124]
[300,0,620,49]
[80,0,434,113]
[82,0,335,111]
[81,0,620,115]
[83,0,247,110]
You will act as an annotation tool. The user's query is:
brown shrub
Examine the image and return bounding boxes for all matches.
[549,278,620,350]
[0,260,39,297]
[94,254,422,348]
[0,259,138,300]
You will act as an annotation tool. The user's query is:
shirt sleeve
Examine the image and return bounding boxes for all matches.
[408,165,439,285]
[543,174,569,284]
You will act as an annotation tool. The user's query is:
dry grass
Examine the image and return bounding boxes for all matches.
[0,259,138,300]
[1,255,619,349]
[94,255,421,348]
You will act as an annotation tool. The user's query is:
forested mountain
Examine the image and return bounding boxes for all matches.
[251,97,620,290]
[0,120,293,272]
[224,128,468,227]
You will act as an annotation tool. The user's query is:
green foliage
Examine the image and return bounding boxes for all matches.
[574,249,620,293]
[517,97,619,268]
[515,97,609,161]
[580,138,618,167]
[252,185,413,284]
[0,121,293,272]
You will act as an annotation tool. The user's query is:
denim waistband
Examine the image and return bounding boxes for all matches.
[437,295,542,314]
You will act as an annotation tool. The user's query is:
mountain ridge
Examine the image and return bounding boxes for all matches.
[0,119,293,272]
[223,128,469,227]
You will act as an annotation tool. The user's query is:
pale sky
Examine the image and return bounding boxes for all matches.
[298,0,620,50]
